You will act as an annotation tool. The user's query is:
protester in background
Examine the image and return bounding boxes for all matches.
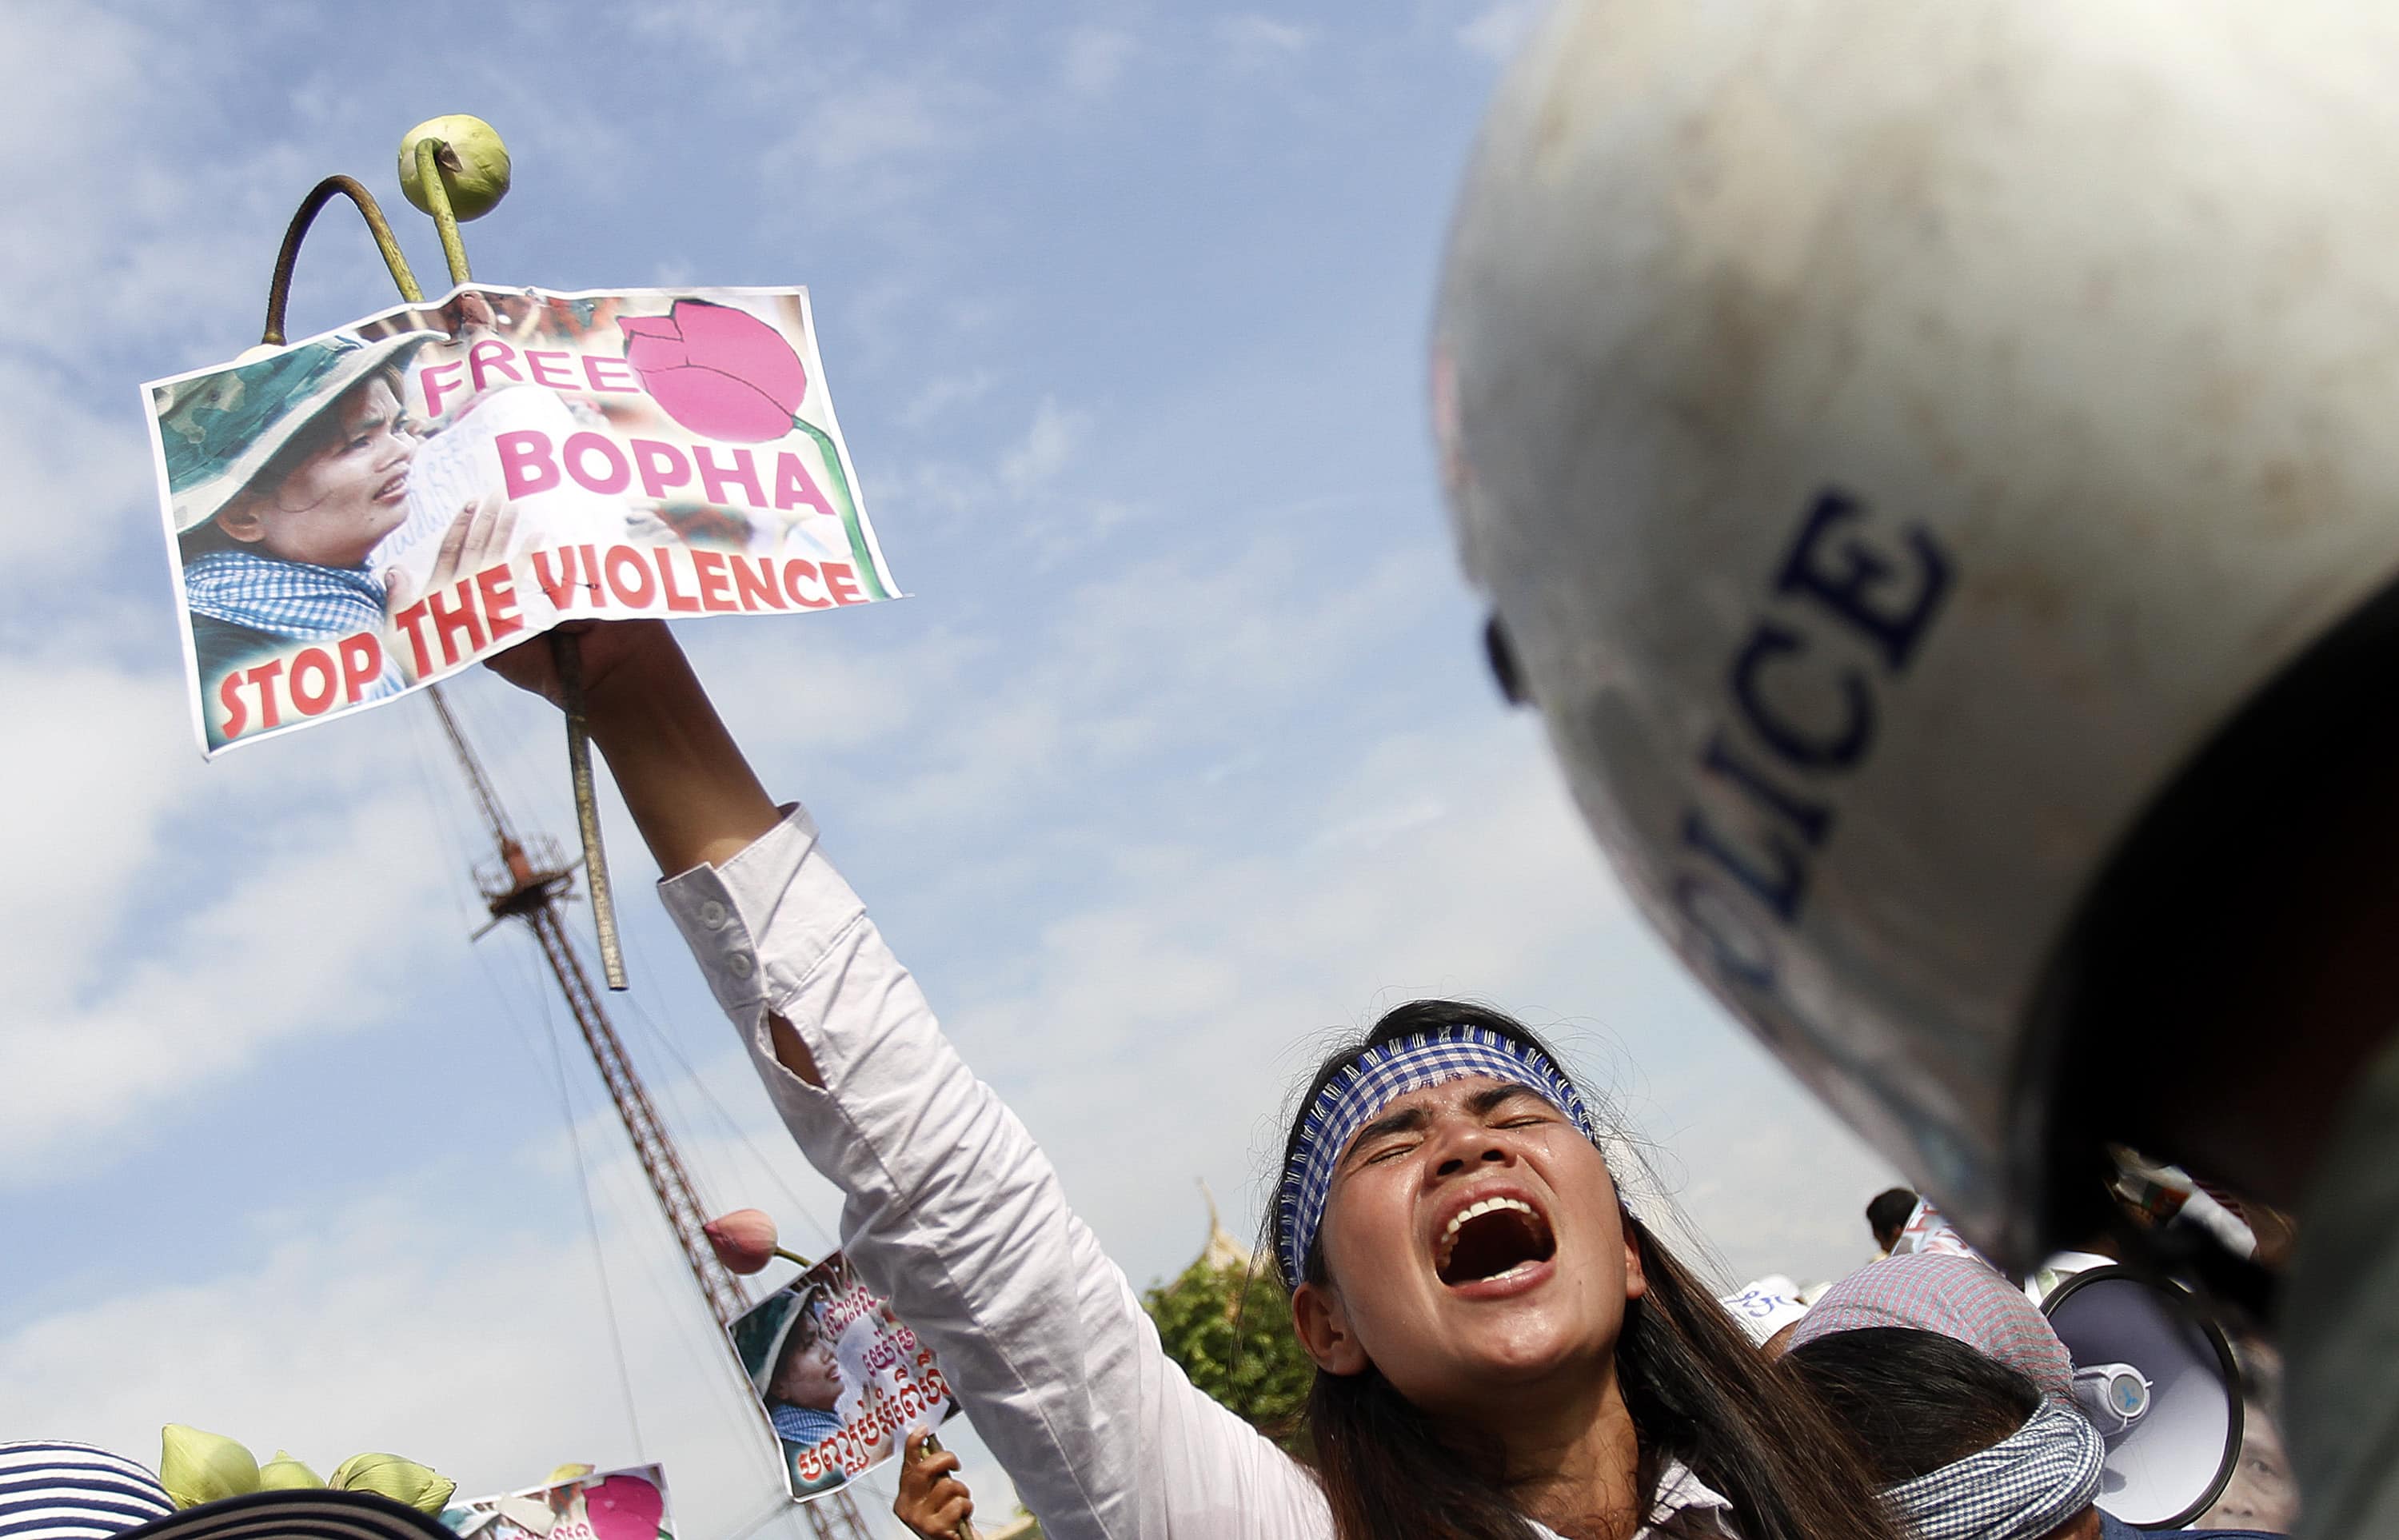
[1784,1327,2285,1540]
[488,620,1908,1540]
[1787,1251,2077,1403]
[1868,1188,1918,1260]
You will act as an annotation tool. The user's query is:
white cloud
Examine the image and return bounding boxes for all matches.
[0,367,162,583]
[0,672,497,1187]
[805,78,949,171]
[0,2,307,364]
[766,65,999,233]
[1061,26,1137,97]
[0,659,198,1005]
[0,0,430,715]
[1216,14,1316,62]
[900,367,998,428]
[1455,0,1546,61]
[787,71,980,190]
[852,533,1440,830]
[998,396,1088,496]
[689,620,990,760]
[0,793,452,1179]
[1304,794,1447,854]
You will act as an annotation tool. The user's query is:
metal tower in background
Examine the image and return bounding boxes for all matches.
[430,688,877,1540]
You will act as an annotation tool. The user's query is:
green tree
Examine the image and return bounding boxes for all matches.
[1140,1255,1317,1454]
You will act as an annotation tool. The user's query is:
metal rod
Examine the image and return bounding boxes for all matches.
[410,130,622,987]
[261,135,627,985]
[553,630,629,990]
[261,176,423,344]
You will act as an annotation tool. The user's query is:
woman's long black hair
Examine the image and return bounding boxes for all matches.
[1265,1000,1906,1540]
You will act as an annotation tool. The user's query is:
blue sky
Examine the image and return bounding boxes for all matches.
[0,2,1892,1532]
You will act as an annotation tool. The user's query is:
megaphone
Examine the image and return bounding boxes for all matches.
[2041,1265,2242,1529]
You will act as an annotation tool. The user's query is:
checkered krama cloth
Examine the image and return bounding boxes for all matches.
[1883,1399,2105,1540]
[1786,1253,2076,1403]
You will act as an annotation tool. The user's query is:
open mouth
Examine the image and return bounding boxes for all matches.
[1435,1195,1557,1287]
[374,469,410,503]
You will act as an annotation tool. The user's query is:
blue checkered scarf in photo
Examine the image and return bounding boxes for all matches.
[1883,1399,2106,1540]
[1276,1025,1599,1289]
[769,1401,844,1449]
[182,549,405,699]
[184,548,387,641]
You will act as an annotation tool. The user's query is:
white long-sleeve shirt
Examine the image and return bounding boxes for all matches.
[659,806,1738,1540]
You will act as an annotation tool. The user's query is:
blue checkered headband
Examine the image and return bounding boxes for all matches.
[1276,1026,1598,1287]
[1882,1400,2104,1540]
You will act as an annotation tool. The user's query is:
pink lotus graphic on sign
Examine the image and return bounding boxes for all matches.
[584,1474,665,1540]
[618,300,807,442]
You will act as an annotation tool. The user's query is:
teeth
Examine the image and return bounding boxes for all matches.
[1435,1196,1536,1267]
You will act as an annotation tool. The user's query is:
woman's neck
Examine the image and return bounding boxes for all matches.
[1450,1372,1647,1540]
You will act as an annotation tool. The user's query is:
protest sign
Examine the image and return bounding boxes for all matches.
[440,1465,673,1540]
[1890,1195,1990,1264]
[728,1251,960,1502]
[1718,1275,1813,1346]
[142,285,898,755]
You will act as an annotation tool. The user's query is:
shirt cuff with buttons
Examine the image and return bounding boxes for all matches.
[657,802,864,1024]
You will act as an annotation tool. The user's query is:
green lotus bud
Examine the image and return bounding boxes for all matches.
[329,1453,457,1514]
[397,114,511,221]
[257,1450,325,1490]
[159,1425,260,1510]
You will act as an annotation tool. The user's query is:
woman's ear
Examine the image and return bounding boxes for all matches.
[1291,1280,1370,1376]
[214,497,268,545]
[1622,1219,1648,1305]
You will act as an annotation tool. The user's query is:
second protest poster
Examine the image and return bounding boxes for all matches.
[729,1251,961,1501]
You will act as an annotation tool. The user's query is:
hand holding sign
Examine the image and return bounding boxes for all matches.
[894,1433,975,1540]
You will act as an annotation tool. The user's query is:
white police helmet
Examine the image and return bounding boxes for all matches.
[1436,0,2399,1265]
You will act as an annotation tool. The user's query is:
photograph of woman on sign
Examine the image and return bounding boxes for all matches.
[155,330,517,741]
[732,1278,851,1498]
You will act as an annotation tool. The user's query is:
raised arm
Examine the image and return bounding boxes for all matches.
[487,622,1327,1540]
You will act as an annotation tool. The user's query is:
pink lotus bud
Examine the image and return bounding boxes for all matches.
[705,1208,780,1274]
[618,300,808,443]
